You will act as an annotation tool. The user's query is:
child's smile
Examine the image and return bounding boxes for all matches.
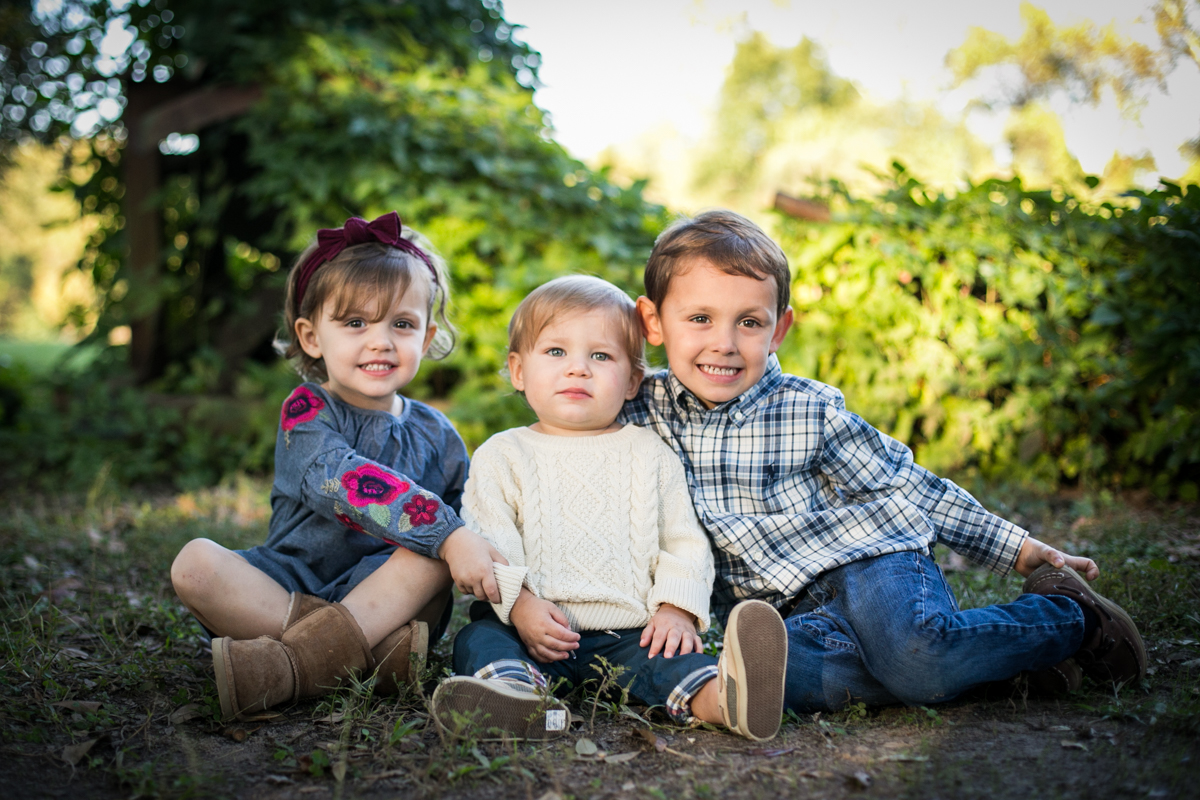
[638,259,793,408]
[294,283,437,412]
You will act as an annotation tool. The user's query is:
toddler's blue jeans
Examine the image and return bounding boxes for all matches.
[453,606,717,722]
[782,551,1084,712]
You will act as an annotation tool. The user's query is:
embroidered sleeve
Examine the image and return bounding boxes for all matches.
[274,386,465,559]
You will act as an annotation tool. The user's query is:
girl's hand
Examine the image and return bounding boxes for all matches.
[439,527,509,603]
[1014,536,1099,580]
[640,603,702,659]
[510,589,580,663]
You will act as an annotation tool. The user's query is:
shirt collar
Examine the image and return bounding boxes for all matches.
[665,356,784,421]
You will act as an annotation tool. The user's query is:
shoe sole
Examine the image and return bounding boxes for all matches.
[432,677,567,740]
[724,600,787,741]
[211,636,236,720]
[1024,564,1147,682]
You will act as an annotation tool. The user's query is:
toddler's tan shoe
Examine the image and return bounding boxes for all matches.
[716,599,787,741]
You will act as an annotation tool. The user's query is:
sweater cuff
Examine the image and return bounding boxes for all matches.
[648,578,712,633]
[490,563,528,625]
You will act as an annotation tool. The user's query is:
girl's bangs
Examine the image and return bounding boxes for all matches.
[323,254,416,322]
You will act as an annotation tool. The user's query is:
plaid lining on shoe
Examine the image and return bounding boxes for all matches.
[666,665,719,724]
[473,659,547,691]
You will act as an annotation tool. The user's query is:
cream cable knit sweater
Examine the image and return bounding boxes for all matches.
[462,425,714,633]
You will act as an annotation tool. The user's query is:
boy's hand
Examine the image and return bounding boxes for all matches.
[438,527,509,603]
[1014,536,1099,581]
[510,589,580,663]
[640,603,702,659]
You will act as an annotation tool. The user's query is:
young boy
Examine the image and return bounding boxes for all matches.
[621,210,1146,712]
[432,276,788,740]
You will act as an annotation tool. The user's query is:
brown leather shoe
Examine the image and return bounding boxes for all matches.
[1022,564,1146,687]
[1025,658,1083,695]
[213,603,374,720]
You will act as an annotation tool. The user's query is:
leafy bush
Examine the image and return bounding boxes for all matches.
[777,166,1199,497]
[0,350,296,490]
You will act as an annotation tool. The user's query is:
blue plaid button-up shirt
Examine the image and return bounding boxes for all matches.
[620,356,1027,623]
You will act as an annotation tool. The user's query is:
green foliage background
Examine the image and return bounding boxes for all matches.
[0,1,1196,498]
[778,167,1199,498]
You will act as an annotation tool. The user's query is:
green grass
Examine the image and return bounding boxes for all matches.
[0,337,99,375]
[0,476,1197,799]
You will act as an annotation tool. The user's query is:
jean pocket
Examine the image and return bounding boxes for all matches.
[791,614,859,653]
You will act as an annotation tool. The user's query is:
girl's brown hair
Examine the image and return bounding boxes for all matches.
[275,228,455,382]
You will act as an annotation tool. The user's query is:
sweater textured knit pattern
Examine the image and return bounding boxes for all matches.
[462,425,714,633]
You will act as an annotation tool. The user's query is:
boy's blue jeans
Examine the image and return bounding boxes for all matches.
[454,607,717,721]
[783,551,1084,712]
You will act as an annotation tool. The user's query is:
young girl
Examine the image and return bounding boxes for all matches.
[431,275,788,742]
[171,212,504,720]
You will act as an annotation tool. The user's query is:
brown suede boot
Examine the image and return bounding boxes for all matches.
[281,592,330,636]
[371,588,447,695]
[213,603,374,720]
[372,620,429,695]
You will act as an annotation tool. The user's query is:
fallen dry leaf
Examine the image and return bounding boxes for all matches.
[846,771,872,790]
[799,770,835,780]
[576,737,599,756]
[878,753,930,762]
[603,751,639,764]
[1061,740,1088,751]
[58,647,89,660]
[62,738,98,765]
[747,746,796,757]
[222,727,249,742]
[53,700,101,714]
[39,577,84,604]
[332,759,347,782]
[632,727,667,752]
[536,792,564,800]
[620,782,635,792]
[169,703,203,725]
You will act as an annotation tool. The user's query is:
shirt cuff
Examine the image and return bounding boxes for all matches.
[490,562,528,625]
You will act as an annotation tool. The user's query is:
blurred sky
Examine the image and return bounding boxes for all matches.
[502,0,1199,179]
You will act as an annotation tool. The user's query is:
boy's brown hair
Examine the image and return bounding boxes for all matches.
[276,230,456,382]
[508,275,647,377]
[644,210,791,316]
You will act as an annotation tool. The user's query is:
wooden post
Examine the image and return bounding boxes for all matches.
[120,83,261,382]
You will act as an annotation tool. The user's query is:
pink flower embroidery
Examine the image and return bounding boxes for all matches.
[340,465,409,507]
[403,495,440,527]
[335,512,366,533]
[281,386,325,431]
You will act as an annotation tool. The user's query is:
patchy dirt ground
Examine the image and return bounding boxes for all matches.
[2,483,1198,799]
[3,681,1199,800]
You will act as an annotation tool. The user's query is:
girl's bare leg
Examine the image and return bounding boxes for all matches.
[171,538,290,640]
[340,546,452,647]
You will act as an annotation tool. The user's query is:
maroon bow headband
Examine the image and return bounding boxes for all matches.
[294,211,436,312]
